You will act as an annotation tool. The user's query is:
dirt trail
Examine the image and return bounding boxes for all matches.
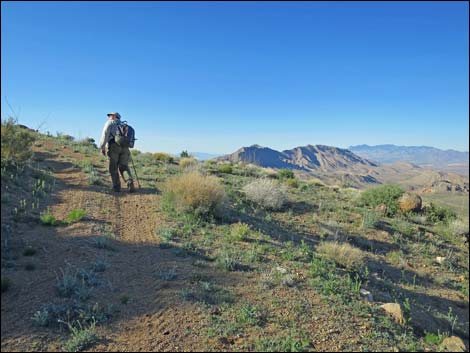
[1,145,215,351]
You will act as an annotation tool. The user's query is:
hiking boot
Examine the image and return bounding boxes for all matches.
[127,180,135,193]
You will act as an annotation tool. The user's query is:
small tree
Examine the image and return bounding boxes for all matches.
[180,150,191,158]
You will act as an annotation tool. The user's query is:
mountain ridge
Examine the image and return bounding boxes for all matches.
[216,144,377,172]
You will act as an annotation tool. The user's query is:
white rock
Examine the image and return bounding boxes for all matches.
[359,289,373,302]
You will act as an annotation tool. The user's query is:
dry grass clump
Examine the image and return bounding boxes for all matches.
[316,241,366,270]
[162,171,225,218]
[179,157,198,169]
[242,179,288,210]
[153,152,174,164]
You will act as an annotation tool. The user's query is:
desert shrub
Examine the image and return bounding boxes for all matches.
[449,219,469,236]
[179,157,198,169]
[218,165,233,174]
[40,211,59,226]
[32,302,112,329]
[65,209,86,224]
[361,210,380,229]
[1,117,36,167]
[285,178,299,188]
[162,171,225,218]
[63,320,98,352]
[242,179,288,211]
[278,169,295,180]
[153,152,174,164]
[255,333,311,352]
[425,203,457,224]
[261,168,279,179]
[56,132,75,141]
[229,222,251,241]
[358,184,405,216]
[316,242,366,270]
[216,247,244,271]
[77,137,97,148]
[236,303,265,326]
[386,250,407,268]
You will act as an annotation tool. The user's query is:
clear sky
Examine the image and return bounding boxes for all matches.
[2,1,469,154]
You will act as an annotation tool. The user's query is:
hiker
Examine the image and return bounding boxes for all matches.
[99,112,135,193]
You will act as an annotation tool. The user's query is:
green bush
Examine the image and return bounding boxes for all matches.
[1,117,36,167]
[285,178,299,188]
[218,165,233,174]
[358,184,405,216]
[361,210,380,229]
[40,211,59,226]
[278,169,295,180]
[229,222,251,241]
[56,132,74,141]
[65,209,86,224]
[425,203,457,224]
[153,153,174,164]
[63,320,98,352]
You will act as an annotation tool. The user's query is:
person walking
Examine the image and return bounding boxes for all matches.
[99,112,135,193]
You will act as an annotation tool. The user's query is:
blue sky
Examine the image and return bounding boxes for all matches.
[2,1,469,154]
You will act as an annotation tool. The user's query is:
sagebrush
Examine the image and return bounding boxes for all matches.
[242,179,288,210]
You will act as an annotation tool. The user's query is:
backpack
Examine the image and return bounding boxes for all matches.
[114,120,136,148]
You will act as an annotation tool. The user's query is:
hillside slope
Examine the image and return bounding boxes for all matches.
[1,129,469,352]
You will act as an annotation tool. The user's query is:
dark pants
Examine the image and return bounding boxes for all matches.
[107,142,133,189]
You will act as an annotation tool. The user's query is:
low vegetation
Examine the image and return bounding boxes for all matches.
[316,241,366,270]
[1,117,36,168]
[242,179,288,210]
[179,157,198,169]
[358,184,405,216]
[1,124,469,352]
[162,171,226,218]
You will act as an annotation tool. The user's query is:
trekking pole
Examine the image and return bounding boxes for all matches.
[129,154,141,189]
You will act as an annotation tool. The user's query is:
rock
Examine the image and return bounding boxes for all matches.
[398,193,422,212]
[359,289,373,302]
[375,204,388,215]
[435,256,446,265]
[439,336,466,352]
[380,303,405,325]
[276,266,287,274]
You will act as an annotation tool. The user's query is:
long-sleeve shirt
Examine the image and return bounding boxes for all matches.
[99,119,119,149]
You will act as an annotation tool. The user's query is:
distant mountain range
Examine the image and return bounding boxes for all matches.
[349,144,469,175]
[216,144,376,172]
[189,152,221,161]
[216,144,469,190]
